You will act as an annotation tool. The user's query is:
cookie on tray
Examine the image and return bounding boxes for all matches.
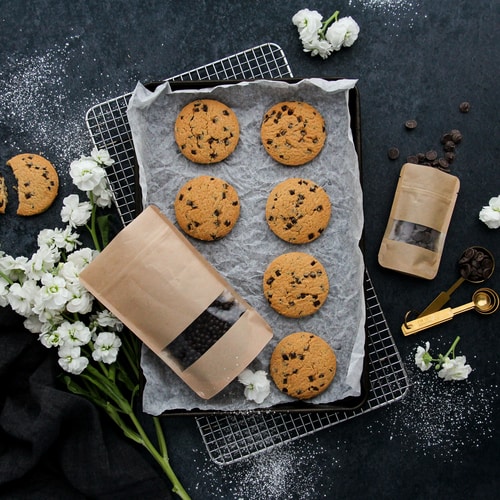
[270,331,337,400]
[266,177,331,244]
[174,175,240,240]
[0,175,7,214]
[174,99,240,164]
[260,101,326,166]
[6,153,59,216]
[262,251,329,318]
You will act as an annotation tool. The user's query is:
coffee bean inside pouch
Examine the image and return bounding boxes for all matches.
[378,163,460,279]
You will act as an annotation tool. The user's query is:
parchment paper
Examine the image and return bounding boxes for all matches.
[127,78,366,413]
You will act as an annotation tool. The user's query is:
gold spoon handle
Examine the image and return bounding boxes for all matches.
[417,276,465,317]
[402,300,475,336]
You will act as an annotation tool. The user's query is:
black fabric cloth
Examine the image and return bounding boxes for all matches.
[0,308,172,499]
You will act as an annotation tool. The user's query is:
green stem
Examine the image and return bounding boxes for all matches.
[126,411,190,499]
[444,336,461,359]
[86,193,101,251]
[0,270,14,285]
[154,416,168,459]
[319,10,340,38]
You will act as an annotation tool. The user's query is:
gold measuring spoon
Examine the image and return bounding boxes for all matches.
[402,287,499,336]
[417,246,495,318]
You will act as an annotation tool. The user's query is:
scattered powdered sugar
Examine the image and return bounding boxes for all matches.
[193,437,335,499]
[0,39,118,166]
[369,347,496,462]
[348,0,425,29]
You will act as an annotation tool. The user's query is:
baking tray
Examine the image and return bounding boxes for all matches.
[85,42,410,464]
[133,77,370,416]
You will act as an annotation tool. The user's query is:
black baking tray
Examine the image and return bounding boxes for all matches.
[131,78,370,415]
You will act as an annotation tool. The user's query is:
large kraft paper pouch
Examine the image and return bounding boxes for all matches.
[79,204,273,399]
[378,163,460,280]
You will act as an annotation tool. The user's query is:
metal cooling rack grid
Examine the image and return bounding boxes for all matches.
[84,42,410,466]
[85,43,292,226]
[197,271,409,465]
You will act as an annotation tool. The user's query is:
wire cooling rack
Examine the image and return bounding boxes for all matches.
[85,42,410,466]
[197,271,409,464]
[86,43,292,226]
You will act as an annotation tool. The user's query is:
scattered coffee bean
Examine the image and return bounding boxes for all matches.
[405,119,418,129]
[458,247,493,282]
[388,147,400,160]
[459,101,471,113]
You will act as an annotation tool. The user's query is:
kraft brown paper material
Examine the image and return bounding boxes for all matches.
[378,163,460,280]
[79,204,273,399]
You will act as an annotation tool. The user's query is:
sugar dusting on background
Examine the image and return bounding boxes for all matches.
[193,347,496,498]
[348,0,425,29]
[373,349,497,461]
[0,38,123,166]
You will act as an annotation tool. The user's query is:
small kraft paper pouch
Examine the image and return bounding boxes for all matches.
[79,204,273,399]
[378,163,460,279]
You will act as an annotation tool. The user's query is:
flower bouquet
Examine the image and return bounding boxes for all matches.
[0,149,190,499]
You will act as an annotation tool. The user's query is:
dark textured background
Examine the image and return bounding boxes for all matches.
[1,1,498,498]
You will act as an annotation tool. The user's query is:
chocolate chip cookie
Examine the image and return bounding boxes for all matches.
[174,99,240,164]
[174,175,240,240]
[266,177,331,243]
[6,153,59,216]
[262,252,329,318]
[270,331,337,400]
[260,101,326,166]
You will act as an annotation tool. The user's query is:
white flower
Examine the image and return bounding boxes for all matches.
[58,344,89,374]
[27,245,60,279]
[61,194,93,227]
[66,285,94,315]
[56,320,92,347]
[292,9,360,59]
[238,368,271,404]
[91,177,114,208]
[303,37,334,59]
[415,341,433,371]
[39,328,65,348]
[70,156,106,192]
[34,273,72,313]
[92,331,122,363]
[479,195,500,229]
[91,147,114,166]
[67,247,97,270]
[338,16,360,47]
[7,280,39,317]
[325,22,346,51]
[292,9,323,40]
[90,309,124,333]
[0,254,28,282]
[437,355,472,381]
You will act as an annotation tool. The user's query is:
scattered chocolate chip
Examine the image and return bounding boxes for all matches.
[405,119,418,129]
[425,150,438,161]
[459,101,470,113]
[388,147,400,160]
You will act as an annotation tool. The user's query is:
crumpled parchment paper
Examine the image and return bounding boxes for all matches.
[127,78,366,413]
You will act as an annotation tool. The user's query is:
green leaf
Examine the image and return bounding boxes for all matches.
[97,214,111,247]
